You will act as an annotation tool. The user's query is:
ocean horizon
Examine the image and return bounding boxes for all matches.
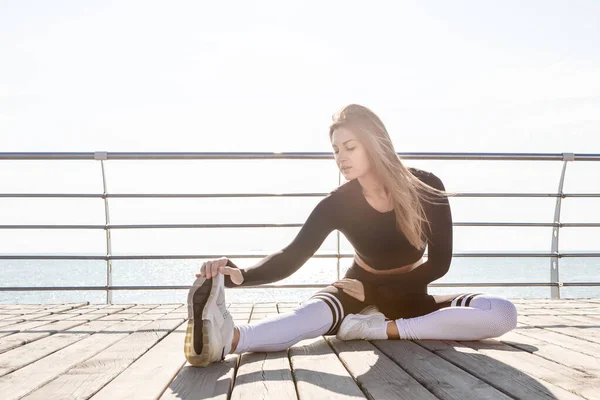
[2,255,598,304]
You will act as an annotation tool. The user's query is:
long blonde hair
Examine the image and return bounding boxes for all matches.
[329,104,455,250]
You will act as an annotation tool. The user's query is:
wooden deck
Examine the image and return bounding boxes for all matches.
[0,299,599,399]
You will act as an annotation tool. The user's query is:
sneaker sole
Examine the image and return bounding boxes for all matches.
[184,275,221,367]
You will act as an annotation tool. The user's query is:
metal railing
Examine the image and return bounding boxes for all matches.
[1,151,599,303]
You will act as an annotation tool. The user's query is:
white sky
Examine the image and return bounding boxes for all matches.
[1,0,599,153]
[1,0,600,256]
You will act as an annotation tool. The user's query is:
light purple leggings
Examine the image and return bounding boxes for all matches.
[233,293,517,354]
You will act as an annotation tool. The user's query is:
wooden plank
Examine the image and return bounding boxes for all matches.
[462,339,600,399]
[229,303,255,325]
[229,303,297,400]
[94,304,252,400]
[371,339,511,400]
[0,306,163,400]
[0,303,91,321]
[249,302,280,321]
[231,352,297,400]
[0,305,47,310]
[159,355,238,400]
[0,319,25,328]
[499,329,600,378]
[328,338,438,400]
[159,306,255,400]
[289,336,367,400]
[90,323,188,399]
[0,316,80,339]
[0,306,148,378]
[36,305,111,320]
[559,315,600,324]
[418,340,585,399]
[22,306,187,400]
[0,304,132,339]
[514,323,600,358]
[0,305,134,354]
[519,315,600,344]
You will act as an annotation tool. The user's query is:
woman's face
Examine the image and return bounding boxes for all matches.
[331,126,371,179]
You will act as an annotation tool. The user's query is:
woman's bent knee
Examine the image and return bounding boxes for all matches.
[490,297,518,337]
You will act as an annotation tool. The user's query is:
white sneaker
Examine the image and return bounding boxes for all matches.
[336,313,389,341]
[184,273,235,367]
[359,304,384,316]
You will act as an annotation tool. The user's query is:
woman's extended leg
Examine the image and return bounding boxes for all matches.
[337,293,518,341]
[231,284,368,354]
[390,293,518,340]
[231,298,333,354]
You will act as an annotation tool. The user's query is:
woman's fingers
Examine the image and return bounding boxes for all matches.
[334,280,357,289]
[200,258,230,279]
[342,288,360,300]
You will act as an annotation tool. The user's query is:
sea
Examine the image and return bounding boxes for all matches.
[1,256,599,304]
[1,158,599,304]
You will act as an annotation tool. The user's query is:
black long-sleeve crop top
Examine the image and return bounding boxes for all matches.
[223,167,453,303]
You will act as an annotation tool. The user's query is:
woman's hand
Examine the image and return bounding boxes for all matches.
[196,257,244,286]
[333,278,365,302]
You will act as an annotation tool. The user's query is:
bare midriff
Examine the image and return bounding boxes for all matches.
[354,252,424,275]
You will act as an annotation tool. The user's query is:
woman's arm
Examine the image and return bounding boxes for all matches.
[224,194,338,288]
[395,173,453,288]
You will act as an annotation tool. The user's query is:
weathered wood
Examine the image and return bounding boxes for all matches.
[463,339,600,399]
[371,339,511,399]
[22,306,186,400]
[520,315,600,344]
[0,304,134,338]
[499,329,600,378]
[418,340,585,399]
[328,337,439,400]
[0,306,161,400]
[289,336,366,400]
[159,304,254,400]
[0,305,135,354]
[160,356,238,400]
[0,306,146,377]
[88,316,186,399]
[514,322,600,357]
[230,303,297,399]
[1,299,600,400]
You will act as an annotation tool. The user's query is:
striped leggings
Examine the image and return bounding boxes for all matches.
[232,289,518,354]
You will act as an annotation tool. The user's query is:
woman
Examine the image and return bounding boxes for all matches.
[184,104,518,367]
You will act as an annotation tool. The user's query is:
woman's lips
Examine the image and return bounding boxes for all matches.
[342,167,352,173]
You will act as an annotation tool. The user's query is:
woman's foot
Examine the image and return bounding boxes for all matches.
[184,273,235,367]
[336,313,389,341]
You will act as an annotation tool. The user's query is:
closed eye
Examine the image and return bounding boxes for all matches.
[334,147,356,154]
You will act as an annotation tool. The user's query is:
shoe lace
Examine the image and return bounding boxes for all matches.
[217,298,231,320]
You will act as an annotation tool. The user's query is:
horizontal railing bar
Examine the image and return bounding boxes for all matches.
[0,194,105,198]
[1,151,600,161]
[4,222,600,230]
[2,193,600,199]
[4,252,600,261]
[1,282,599,291]
[0,192,563,199]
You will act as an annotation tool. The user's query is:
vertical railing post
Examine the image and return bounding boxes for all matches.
[95,152,113,304]
[550,152,575,299]
[336,171,342,280]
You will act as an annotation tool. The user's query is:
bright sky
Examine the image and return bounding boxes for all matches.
[1,1,600,257]
[1,0,599,153]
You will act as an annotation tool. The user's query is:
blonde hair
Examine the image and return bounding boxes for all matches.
[329,104,455,250]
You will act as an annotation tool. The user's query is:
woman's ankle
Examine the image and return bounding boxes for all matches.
[229,326,240,354]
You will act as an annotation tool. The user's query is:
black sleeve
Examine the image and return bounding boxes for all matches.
[224,194,338,288]
[397,173,453,287]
